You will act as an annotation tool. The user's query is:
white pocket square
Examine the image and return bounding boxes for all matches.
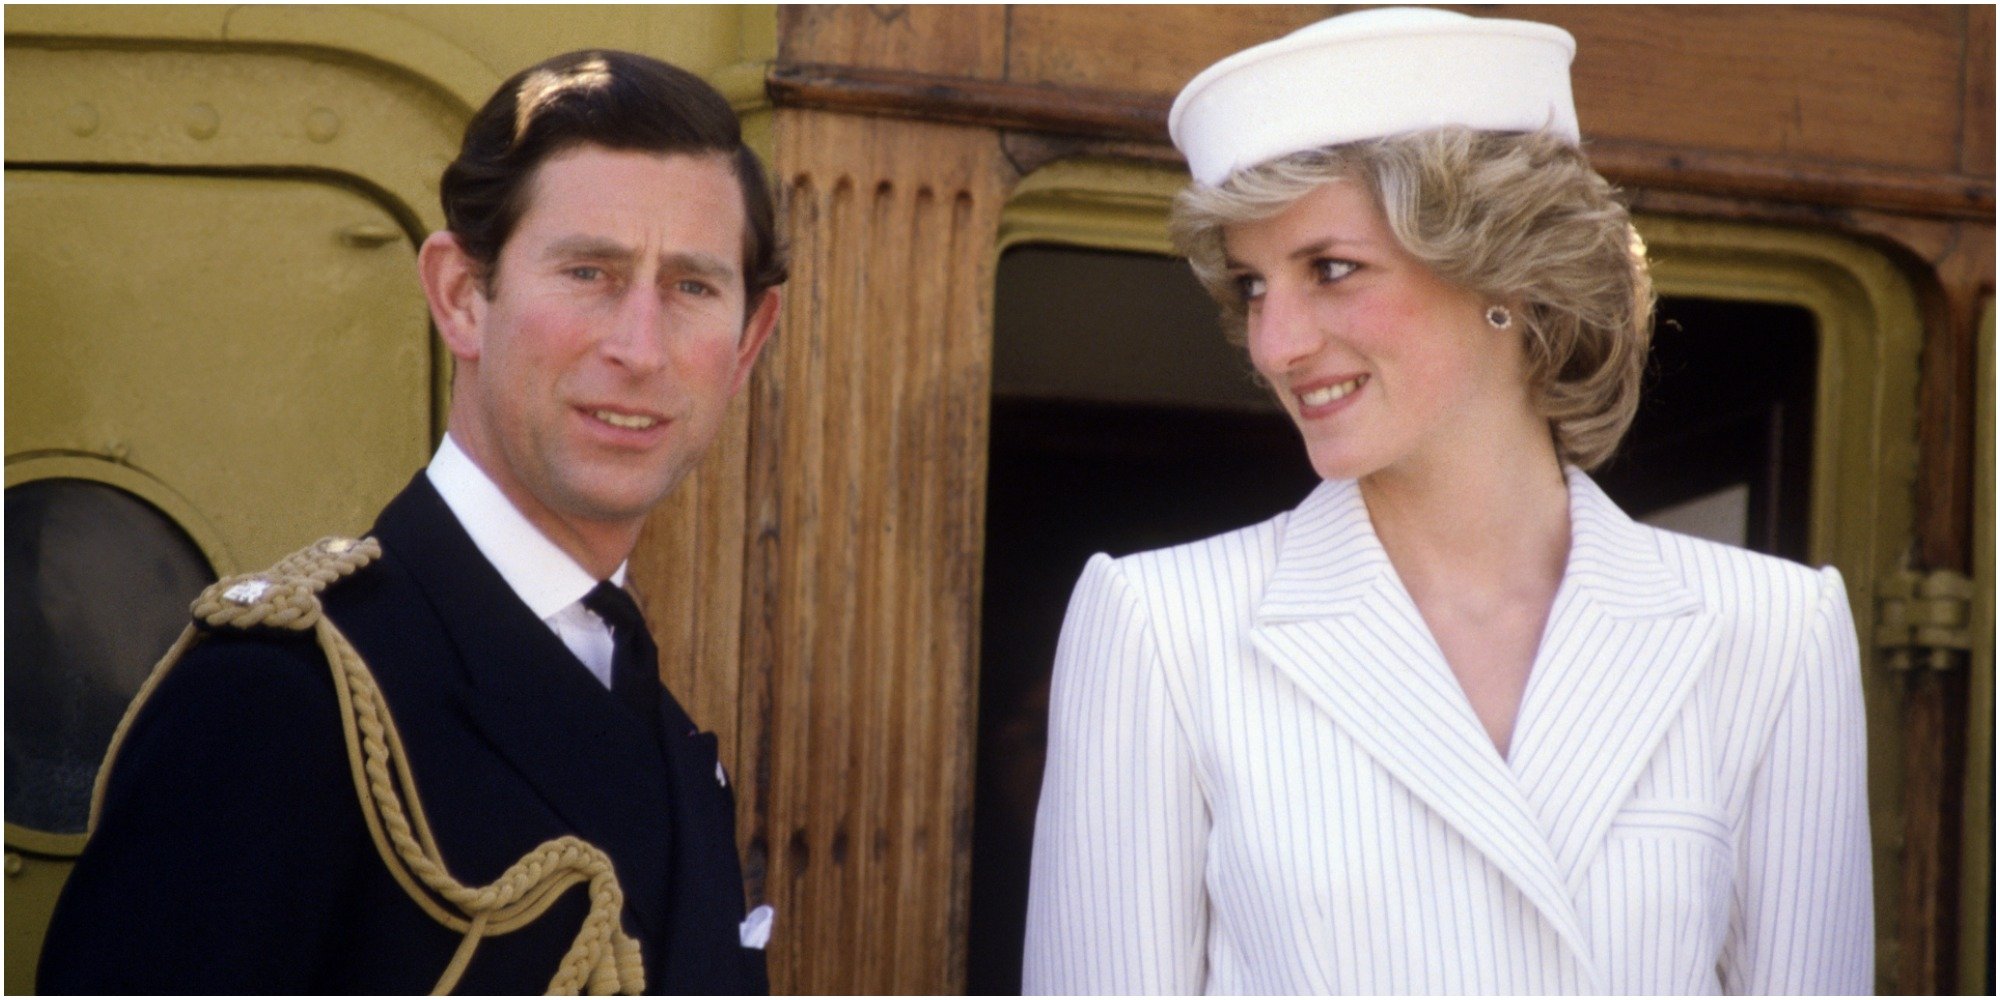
[739,903,774,949]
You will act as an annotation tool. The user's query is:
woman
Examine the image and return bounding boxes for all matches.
[1022,8,1872,995]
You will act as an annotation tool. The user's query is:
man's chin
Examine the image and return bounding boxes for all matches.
[560,475,687,526]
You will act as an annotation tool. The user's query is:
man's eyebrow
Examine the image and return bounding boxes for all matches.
[541,235,634,261]
[539,239,736,282]
[663,251,736,280]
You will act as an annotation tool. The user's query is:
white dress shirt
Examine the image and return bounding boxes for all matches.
[426,434,623,689]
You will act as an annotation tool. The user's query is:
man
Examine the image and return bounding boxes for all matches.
[38,49,782,994]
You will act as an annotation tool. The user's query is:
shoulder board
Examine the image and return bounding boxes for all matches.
[190,536,382,633]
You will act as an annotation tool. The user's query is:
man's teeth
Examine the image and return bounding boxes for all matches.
[1299,376,1366,407]
[593,410,658,430]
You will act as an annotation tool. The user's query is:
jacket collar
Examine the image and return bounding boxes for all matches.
[1254,476,1390,621]
[1248,467,1717,983]
[1506,470,1718,894]
[425,433,625,621]
[1256,468,1702,625]
[370,474,673,942]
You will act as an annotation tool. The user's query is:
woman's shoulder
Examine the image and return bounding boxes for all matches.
[1569,469,1843,626]
[1634,524,1856,701]
[1643,523,1843,617]
[1092,501,1297,601]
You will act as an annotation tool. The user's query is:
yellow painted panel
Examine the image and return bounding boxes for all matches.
[4,168,431,994]
[6,6,777,118]
[376,5,743,78]
[4,169,431,571]
[4,843,72,995]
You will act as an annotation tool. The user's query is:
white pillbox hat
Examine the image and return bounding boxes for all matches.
[1169,7,1580,187]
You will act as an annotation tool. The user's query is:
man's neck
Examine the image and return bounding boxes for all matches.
[442,428,639,581]
[428,435,632,618]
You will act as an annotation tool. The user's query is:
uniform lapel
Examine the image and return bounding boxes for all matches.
[370,476,673,942]
[1507,470,1719,892]
[1248,479,1599,983]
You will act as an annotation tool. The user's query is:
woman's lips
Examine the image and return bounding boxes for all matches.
[1292,374,1368,415]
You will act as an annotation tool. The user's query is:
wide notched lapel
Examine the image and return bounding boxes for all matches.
[1507,470,1719,892]
[370,477,673,942]
[1248,479,1600,984]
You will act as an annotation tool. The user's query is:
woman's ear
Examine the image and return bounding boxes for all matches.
[419,231,488,363]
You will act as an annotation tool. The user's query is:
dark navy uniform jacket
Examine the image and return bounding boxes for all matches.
[38,473,767,994]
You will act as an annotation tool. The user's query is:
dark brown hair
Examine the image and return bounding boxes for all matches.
[440,49,787,305]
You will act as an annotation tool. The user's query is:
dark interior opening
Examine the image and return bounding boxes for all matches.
[965,244,1818,994]
[6,478,216,836]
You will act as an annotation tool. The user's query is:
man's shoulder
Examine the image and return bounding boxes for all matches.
[122,536,391,753]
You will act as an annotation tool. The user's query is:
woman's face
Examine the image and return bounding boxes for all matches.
[1222,178,1528,483]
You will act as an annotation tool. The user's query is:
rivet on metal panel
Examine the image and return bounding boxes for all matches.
[105,439,130,464]
[65,103,99,137]
[186,103,220,141]
[305,108,342,144]
[340,224,401,249]
[4,853,21,877]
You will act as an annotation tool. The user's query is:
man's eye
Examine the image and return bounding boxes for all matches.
[1314,259,1358,283]
[1233,275,1266,301]
[677,279,717,297]
[568,266,604,282]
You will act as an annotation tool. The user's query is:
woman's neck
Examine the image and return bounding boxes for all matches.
[1359,428,1571,608]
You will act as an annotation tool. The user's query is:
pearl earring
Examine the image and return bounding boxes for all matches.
[1484,305,1513,330]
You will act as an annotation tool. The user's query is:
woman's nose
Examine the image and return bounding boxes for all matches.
[1247,283,1318,375]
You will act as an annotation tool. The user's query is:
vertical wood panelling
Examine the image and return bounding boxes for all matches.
[630,398,752,774]
[780,4,1009,80]
[740,108,1009,994]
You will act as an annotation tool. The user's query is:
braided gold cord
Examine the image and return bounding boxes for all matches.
[92,537,646,995]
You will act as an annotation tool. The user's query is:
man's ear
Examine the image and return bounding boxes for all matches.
[730,288,782,394]
[419,231,488,363]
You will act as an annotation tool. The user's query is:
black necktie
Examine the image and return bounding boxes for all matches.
[583,581,663,733]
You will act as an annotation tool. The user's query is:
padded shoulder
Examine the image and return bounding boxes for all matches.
[192,536,382,633]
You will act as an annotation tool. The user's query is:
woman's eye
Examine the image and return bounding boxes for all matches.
[1234,275,1266,301]
[1314,258,1357,283]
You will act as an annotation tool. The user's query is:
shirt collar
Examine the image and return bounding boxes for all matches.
[426,434,625,620]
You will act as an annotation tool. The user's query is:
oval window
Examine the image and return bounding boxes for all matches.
[5,478,214,835]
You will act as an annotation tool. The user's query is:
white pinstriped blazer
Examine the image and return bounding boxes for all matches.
[1023,469,1873,995]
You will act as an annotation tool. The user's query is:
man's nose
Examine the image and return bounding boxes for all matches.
[600,288,668,372]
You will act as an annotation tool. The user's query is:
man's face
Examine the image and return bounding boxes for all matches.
[436,145,776,558]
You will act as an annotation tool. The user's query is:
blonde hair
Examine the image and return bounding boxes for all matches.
[1170,128,1654,471]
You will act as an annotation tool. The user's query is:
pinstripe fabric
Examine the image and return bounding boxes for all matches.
[1023,469,1872,995]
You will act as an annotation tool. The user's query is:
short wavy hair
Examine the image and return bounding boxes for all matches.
[1171,128,1653,471]
[441,49,788,308]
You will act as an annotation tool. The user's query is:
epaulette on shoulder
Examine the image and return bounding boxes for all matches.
[190,536,382,633]
[136,531,642,993]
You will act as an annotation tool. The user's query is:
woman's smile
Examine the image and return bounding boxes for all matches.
[1292,373,1369,413]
